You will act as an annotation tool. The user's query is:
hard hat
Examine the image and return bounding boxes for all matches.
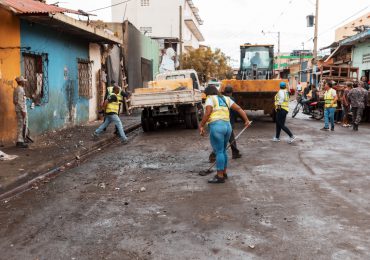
[280,82,287,88]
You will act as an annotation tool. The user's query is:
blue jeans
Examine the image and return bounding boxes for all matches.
[324,107,336,129]
[209,120,232,171]
[95,114,127,141]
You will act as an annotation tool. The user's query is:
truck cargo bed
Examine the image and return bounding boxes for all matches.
[130,90,202,109]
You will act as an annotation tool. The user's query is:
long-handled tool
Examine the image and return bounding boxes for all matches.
[199,121,252,176]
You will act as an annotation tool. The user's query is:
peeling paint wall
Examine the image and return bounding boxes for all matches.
[89,43,101,121]
[20,20,90,135]
[0,8,20,143]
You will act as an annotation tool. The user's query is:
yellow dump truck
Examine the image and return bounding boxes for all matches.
[221,44,289,120]
[130,69,203,131]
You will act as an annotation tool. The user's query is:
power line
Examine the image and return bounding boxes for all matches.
[272,0,295,28]
[305,4,370,43]
[88,0,134,13]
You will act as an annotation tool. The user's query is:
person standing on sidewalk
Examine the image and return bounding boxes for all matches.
[199,85,250,184]
[273,82,296,144]
[348,82,368,131]
[208,86,241,162]
[94,86,128,144]
[13,76,28,148]
[321,81,338,131]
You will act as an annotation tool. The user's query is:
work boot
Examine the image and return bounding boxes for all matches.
[16,142,28,148]
[232,153,242,159]
[121,139,128,145]
[208,175,225,184]
[209,152,216,163]
[353,124,358,131]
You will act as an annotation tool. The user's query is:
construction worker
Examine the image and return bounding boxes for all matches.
[199,85,250,184]
[273,82,295,143]
[94,86,128,144]
[209,86,241,162]
[13,76,29,148]
[321,81,338,131]
[103,81,129,134]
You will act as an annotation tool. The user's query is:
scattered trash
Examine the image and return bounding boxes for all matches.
[226,236,231,240]
[66,162,72,167]
[124,202,129,205]
[114,187,120,191]
[0,150,18,161]
[171,230,177,234]
[4,200,9,204]
[97,148,102,151]
[19,168,25,171]
[249,245,255,249]
[75,156,80,160]
[140,187,146,192]
[98,183,106,189]
[59,166,65,172]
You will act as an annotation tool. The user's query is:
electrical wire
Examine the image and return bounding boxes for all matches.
[305,4,370,43]
[88,0,134,13]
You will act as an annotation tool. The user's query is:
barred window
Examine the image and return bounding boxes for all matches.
[22,52,49,105]
[141,0,149,6]
[140,26,152,34]
[78,59,92,98]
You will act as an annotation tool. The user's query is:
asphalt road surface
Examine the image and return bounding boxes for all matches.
[1,112,370,260]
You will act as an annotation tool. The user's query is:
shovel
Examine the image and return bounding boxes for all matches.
[199,121,252,176]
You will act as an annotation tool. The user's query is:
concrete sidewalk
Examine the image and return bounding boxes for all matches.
[0,114,141,196]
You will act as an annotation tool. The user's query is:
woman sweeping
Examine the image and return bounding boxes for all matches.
[199,85,251,184]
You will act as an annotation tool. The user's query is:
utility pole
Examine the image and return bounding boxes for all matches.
[179,5,183,70]
[313,0,319,64]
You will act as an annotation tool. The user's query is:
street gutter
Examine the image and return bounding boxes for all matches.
[0,123,142,201]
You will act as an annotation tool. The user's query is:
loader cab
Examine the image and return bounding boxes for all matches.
[238,44,274,80]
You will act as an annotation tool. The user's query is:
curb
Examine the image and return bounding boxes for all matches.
[0,123,141,201]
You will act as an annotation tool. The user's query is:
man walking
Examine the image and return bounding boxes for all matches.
[13,76,28,148]
[348,82,368,131]
[321,81,337,131]
[94,86,128,144]
[273,82,295,144]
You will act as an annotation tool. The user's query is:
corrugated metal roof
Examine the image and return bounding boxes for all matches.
[0,0,80,15]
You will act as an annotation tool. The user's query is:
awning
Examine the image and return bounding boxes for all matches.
[341,29,370,46]
[185,19,204,42]
[324,46,342,63]
[21,13,122,44]
[0,0,82,15]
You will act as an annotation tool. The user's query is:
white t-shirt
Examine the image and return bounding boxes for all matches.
[205,95,235,108]
[296,84,302,91]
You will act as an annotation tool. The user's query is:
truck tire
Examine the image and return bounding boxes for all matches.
[148,117,156,131]
[185,113,192,129]
[191,112,199,129]
[141,115,149,132]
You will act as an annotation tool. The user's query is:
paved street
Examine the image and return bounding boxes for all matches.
[1,113,370,260]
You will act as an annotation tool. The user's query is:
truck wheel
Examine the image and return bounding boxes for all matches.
[191,113,199,129]
[148,117,156,131]
[141,115,149,132]
[185,113,192,129]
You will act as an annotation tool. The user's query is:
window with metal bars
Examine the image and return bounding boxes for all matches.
[78,59,92,98]
[141,0,149,6]
[22,52,49,105]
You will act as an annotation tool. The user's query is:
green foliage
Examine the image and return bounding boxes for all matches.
[181,47,233,83]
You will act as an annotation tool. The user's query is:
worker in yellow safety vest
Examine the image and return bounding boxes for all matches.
[273,82,296,144]
[199,85,250,184]
[321,81,338,131]
[94,86,128,144]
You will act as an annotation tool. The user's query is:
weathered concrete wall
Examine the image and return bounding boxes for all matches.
[89,43,101,121]
[352,41,370,78]
[0,8,20,143]
[20,20,90,135]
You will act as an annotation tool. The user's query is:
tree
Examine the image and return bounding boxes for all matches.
[181,47,233,83]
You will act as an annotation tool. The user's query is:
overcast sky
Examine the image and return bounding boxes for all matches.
[48,0,370,67]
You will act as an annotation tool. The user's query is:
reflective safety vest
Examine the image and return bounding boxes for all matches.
[107,86,123,102]
[274,90,290,112]
[207,95,231,123]
[324,88,337,108]
[105,93,120,114]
